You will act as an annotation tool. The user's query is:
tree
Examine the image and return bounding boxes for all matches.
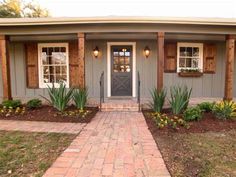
[0,0,49,18]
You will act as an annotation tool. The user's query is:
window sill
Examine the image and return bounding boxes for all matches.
[178,72,203,77]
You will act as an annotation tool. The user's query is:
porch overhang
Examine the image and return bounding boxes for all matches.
[0,16,236,35]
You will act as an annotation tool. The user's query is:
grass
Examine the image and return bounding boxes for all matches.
[156,129,236,177]
[0,131,75,177]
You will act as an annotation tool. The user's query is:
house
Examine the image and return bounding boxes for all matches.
[0,17,236,108]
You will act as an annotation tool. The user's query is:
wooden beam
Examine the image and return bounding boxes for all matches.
[77,33,85,88]
[0,35,12,100]
[224,36,235,100]
[157,32,165,91]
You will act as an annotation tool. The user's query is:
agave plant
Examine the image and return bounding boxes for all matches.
[149,88,166,113]
[169,85,192,115]
[42,82,74,112]
[73,87,88,111]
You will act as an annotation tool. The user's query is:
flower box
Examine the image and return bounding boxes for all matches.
[178,72,203,77]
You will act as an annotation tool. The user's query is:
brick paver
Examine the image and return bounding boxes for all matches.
[43,112,170,177]
[0,120,86,134]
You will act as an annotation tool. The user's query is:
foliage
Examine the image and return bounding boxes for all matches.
[73,87,88,111]
[197,102,215,112]
[183,106,203,121]
[0,0,49,18]
[60,109,91,118]
[151,112,188,129]
[169,85,192,115]
[212,100,236,120]
[180,68,200,73]
[2,99,21,109]
[0,106,25,117]
[26,99,42,109]
[42,82,74,112]
[149,88,166,113]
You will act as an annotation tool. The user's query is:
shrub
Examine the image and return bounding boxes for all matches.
[197,102,215,112]
[149,88,166,113]
[42,82,74,112]
[2,100,21,109]
[212,100,236,120]
[169,86,192,115]
[183,106,202,121]
[73,87,88,111]
[26,99,42,109]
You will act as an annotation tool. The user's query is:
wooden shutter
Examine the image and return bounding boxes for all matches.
[203,44,216,73]
[164,43,177,72]
[25,43,39,88]
[69,41,80,88]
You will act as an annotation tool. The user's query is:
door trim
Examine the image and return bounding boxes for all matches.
[107,42,136,97]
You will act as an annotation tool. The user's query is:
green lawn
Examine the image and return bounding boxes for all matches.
[0,131,75,177]
[156,130,236,177]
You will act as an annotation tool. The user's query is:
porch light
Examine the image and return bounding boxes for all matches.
[93,46,99,58]
[144,46,150,58]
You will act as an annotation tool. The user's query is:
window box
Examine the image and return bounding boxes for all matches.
[178,71,203,77]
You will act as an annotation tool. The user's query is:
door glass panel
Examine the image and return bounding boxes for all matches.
[112,47,131,73]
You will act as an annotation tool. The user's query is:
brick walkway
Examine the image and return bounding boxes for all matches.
[0,120,86,134]
[43,112,170,177]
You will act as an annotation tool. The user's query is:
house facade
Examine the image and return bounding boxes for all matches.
[0,17,236,105]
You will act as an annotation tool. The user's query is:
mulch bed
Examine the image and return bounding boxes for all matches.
[0,105,99,123]
[143,109,236,134]
[142,109,236,177]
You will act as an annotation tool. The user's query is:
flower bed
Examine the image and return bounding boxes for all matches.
[0,105,98,123]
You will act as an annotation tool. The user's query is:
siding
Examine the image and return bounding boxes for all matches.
[0,40,235,102]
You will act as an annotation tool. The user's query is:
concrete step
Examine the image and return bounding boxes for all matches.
[101,100,139,112]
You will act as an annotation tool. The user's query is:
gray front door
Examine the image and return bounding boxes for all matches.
[111,46,132,96]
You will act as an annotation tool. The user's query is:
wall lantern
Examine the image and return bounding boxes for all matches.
[93,46,99,58]
[144,46,150,58]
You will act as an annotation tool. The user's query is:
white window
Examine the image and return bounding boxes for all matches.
[177,43,203,72]
[38,43,69,88]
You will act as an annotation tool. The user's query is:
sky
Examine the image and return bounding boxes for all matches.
[36,0,236,18]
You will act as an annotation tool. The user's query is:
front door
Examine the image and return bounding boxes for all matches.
[111,46,132,96]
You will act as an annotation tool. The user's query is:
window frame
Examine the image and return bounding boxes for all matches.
[177,42,203,72]
[38,43,70,88]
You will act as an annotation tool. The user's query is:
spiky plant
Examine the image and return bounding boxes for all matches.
[73,87,88,111]
[149,88,166,113]
[169,85,192,115]
[42,82,74,112]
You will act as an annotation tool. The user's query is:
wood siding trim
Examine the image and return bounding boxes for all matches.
[157,32,165,91]
[224,37,235,100]
[0,35,12,100]
[77,33,85,88]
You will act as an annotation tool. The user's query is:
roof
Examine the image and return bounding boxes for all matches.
[0,16,236,26]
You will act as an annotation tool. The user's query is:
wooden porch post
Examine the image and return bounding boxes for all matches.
[224,35,235,100]
[157,32,165,91]
[0,35,12,100]
[77,33,85,88]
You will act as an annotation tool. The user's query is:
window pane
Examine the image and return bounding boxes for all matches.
[114,57,119,64]
[113,52,118,56]
[125,65,131,72]
[119,52,124,56]
[43,66,49,75]
[186,58,192,67]
[56,75,67,82]
[61,47,66,52]
[49,74,55,82]
[43,75,49,83]
[125,57,130,64]
[179,58,185,67]
[193,47,199,57]
[125,51,130,56]
[180,47,186,56]
[120,57,125,64]
[61,66,67,75]
[192,58,199,68]
[186,47,192,57]
[55,66,61,75]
